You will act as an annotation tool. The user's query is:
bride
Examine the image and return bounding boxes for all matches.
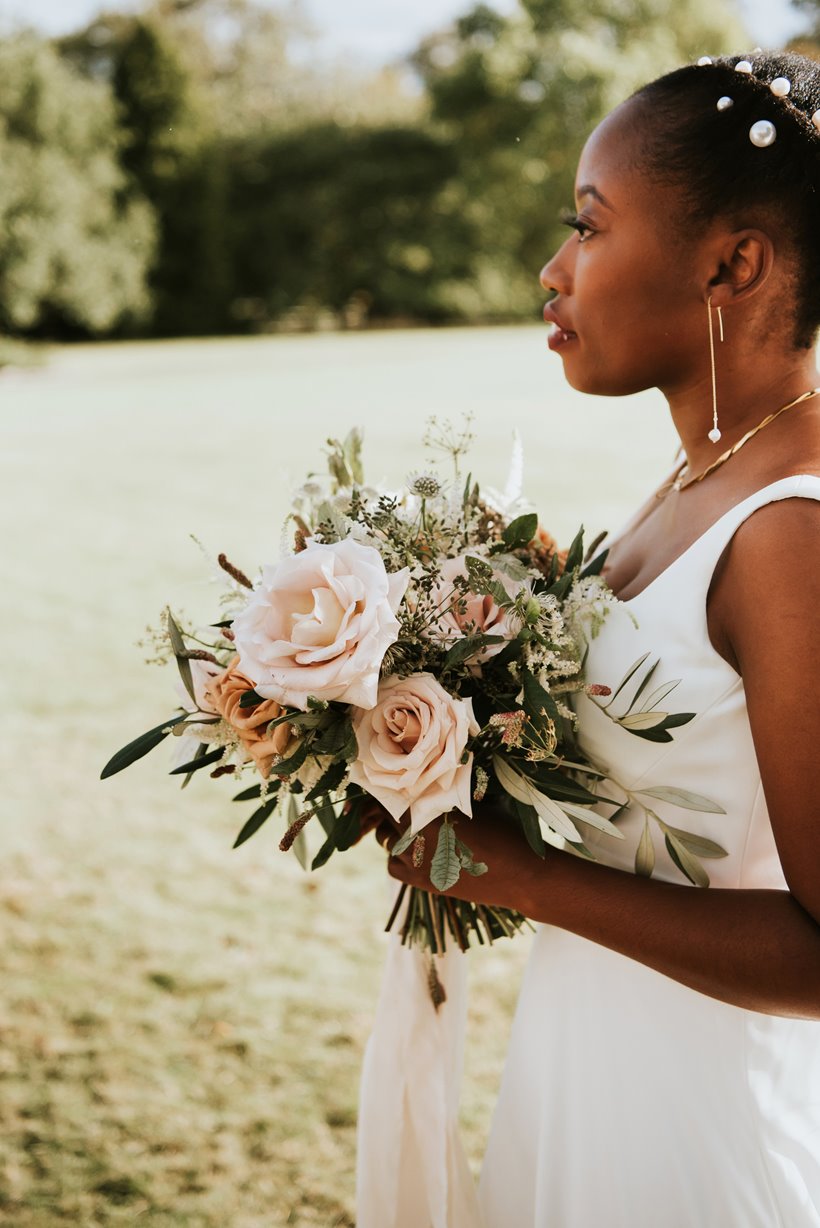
[383,49,820,1227]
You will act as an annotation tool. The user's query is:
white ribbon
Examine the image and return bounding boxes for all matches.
[356,908,484,1228]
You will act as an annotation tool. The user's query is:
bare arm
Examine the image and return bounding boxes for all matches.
[387,499,820,1019]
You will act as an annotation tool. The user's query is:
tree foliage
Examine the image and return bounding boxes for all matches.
[0,35,155,336]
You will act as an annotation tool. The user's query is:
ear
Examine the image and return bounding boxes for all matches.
[706,228,774,308]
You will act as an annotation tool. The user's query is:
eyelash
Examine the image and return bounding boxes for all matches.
[559,208,594,243]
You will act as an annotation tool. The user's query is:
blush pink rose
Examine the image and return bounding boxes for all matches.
[233,538,409,710]
[428,554,522,663]
[349,673,479,832]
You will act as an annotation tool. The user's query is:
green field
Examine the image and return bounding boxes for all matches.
[0,326,677,1226]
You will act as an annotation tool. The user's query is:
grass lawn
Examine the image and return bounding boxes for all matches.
[0,326,677,1226]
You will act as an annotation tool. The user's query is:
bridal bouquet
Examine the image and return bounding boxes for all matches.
[102,421,623,953]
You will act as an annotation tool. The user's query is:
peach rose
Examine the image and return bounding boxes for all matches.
[204,655,299,779]
[427,554,523,663]
[233,538,409,710]
[349,673,479,832]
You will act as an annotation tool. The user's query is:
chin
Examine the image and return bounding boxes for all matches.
[561,356,651,398]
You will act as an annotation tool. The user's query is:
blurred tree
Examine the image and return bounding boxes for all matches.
[221,123,474,327]
[411,0,746,319]
[0,34,154,337]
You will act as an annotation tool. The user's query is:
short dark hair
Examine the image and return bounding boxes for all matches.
[631,51,820,349]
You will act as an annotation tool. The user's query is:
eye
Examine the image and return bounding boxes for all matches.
[559,208,594,243]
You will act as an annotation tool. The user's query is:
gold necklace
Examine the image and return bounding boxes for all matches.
[657,387,820,499]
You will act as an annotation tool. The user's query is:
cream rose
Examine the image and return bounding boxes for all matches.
[428,554,522,663]
[349,673,479,832]
[203,655,299,779]
[233,539,409,710]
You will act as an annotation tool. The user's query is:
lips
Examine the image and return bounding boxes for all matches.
[543,302,578,350]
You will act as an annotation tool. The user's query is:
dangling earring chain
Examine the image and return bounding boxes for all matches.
[707,294,724,443]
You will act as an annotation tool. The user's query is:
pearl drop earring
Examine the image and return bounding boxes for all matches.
[707,295,724,443]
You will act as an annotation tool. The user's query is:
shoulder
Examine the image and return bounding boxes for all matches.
[708,488,820,669]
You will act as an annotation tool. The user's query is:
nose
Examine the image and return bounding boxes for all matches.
[539,235,573,296]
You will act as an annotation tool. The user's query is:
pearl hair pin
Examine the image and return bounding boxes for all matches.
[770,76,791,96]
[735,60,753,73]
[697,56,713,66]
[717,96,733,111]
[749,119,777,147]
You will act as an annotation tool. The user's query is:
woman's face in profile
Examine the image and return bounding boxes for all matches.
[541,99,706,400]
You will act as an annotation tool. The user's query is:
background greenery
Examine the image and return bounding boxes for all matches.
[1,326,679,1224]
[7,0,813,344]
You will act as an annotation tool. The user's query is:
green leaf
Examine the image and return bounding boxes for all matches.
[502,512,538,549]
[490,553,533,581]
[511,799,546,857]
[493,757,581,843]
[664,831,710,887]
[443,633,504,669]
[635,817,655,877]
[100,713,189,779]
[636,786,726,814]
[607,653,651,707]
[312,716,357,761]
[233,784,263,802]
[233,798,278,848]
[663,825,728,858]
[638,680,681,713]
[558,800,626,840]
[626,658,660,714]
[618,709,670,730]
[305,758,348,801]
[430,820,461,892]
[179,742,208,790]
[580,547,609,579]
[165,609,196,706]
[271,739,310,777]
[520,668,560,722]
[563,526,585,575]
[169,746,225,775]
[455,835,488,877]
[390,825,417,856]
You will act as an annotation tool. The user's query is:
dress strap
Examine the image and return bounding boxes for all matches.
[636,475,820,653]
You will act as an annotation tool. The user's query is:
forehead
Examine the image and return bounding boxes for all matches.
[574,99,650,209]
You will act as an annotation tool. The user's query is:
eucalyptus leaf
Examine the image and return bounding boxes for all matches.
[390,825,417,857]
[491,553,534,582]
[100,713,189,779]
[635,817,655,877]
[180,742,209,789]
[607,653,651,707]
[233,784,263,802]
[430,821,461,892]
[493,757,582,842]
[170,746,224,776]
[558,800,626,840]
[580,547,609,579]
[165,609,196,706]
[233,798,278,848]
[512,799,546,858]
[637,786,726,814]
[638,679,681,713]
[627,658,660,713]
[291,826,310,870]
[305,758,347,801]
[664,825,728,858]
[618,710,669,731]
[664,831,710,887]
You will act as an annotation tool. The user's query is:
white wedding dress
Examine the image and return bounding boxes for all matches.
[479,475,820,1228]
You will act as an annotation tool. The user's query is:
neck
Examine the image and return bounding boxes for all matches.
[664,345,820,477]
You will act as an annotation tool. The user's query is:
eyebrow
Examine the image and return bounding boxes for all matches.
[575,184,616,211]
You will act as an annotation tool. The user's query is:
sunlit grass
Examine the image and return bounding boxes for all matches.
[0,326,676,1224]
